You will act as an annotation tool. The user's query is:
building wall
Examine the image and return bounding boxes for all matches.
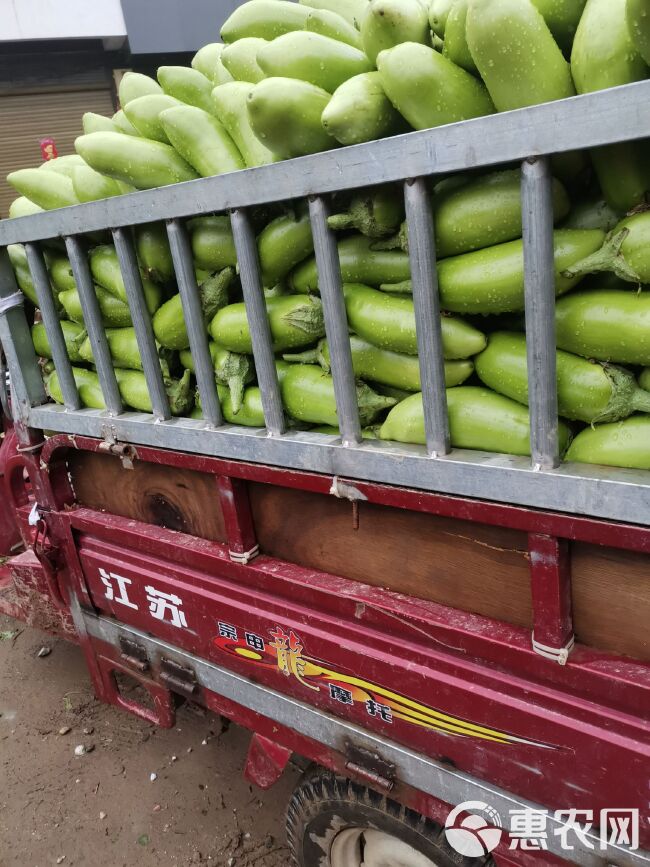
[0,0,126,42]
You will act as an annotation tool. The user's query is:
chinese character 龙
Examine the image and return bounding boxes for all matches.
[144,586,188,629]
[269,627,318,690]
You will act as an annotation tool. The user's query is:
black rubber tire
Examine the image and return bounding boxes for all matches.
[286,770,490,867]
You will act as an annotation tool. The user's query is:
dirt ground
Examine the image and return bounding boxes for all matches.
[0,614,302,867]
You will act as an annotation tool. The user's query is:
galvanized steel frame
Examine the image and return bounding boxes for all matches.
[1,81,650,524]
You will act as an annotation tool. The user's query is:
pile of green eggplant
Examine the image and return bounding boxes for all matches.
[4,0,650,471]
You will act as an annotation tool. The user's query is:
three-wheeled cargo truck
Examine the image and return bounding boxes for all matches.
[0,78,649,867]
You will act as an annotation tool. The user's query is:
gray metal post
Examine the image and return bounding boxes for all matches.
[230,208,285,436]
[0,247,47,422]
[309,196,362,446]
[64,236,123,415]
[521,157,560,470]
[113,228,171,420]
[25,243,80,410]
[404,178,450,457]
[166,219,222,427]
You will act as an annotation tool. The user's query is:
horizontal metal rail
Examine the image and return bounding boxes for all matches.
[78,601,650,867]
[26,405,650,526]
[1,81,649,245]
[0,81,649,524]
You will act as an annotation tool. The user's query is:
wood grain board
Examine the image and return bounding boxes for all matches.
[66,453,649,660]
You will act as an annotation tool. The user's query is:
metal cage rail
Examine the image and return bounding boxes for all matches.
[1,81,649,525]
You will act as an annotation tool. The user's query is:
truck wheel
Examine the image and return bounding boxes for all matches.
[286,771,486,867]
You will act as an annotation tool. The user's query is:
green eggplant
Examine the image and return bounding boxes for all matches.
[124,94,183,144]
[135,223,175,284]
[299,0,370,29]
[221,1,311,42]
[571,0,649,213]
[32,320,85,363]
[321,72,407,146]
[343,283,487,358]
[328,187,404,238]
[475,331,650,423]
[180,342,255,414]
[376,168,571,257]
[257,31,372,93]
[435,229,604,314]
[39,155,86,179]
[7,168,79,210]
[89,245,162,313]
[82,112,122,134]
[58,286,132,328]
[258,208,314,286]
[285,335,475,391]
[75,132,198,189]
[563,212,650,285]
[212,82,279,167]
[361,0,431,66]
[566,417,650,470]
[442,0,476,73]
[466,0,575,110]
[112,109,140,136]
[281,363,396,426]
[640,369,650,392]
[247,77,336,159]
[561,197,621,233]
[627,0,650,64]
[379,386,571,455]
[221,37,268,83]
[211,295,325,353]
[429,0,455,35]
[160,105,244,177]
[555,288,650,366]
[189,216,238,271]
[193,361,291,424]
[71,165,123,203]
[376,42,495,131]
[304,9,364,49]
[153,267,235,350]
[290,235,411,292]
[192,43,231,84]
[157,66,215,114]
[118,71,162,106]
[8,197,44,219]
[531,0,587,51]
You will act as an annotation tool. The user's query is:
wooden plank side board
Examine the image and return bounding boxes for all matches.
[572,543,650,662]
[248,483,534,629]
[68,451,227,543]
[64,454,650,660]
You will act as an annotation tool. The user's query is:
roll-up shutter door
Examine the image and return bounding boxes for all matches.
[0,88,115,219]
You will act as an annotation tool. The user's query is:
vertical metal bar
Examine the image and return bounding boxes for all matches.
[166,219,222,427]
[230,207,285,436]
[404,178,450,457]
[64,235,123,415]
[112,227,170,420]
[308,196,361,446]
[0,246,47,422]
[521,157,559,470]
[24,243,80,411]
[529,533,574,663]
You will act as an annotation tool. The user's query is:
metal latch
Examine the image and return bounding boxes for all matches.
[119,636,149,672]
[159,657,199,698]
[98,429,137,469]
[344,742,396,792]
